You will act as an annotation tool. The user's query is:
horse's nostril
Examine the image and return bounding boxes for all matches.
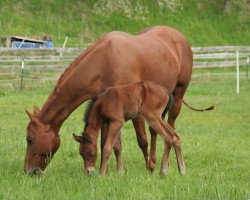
[27,167,43,176]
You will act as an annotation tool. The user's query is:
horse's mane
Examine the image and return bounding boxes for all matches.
[39,37,106,119]
[83,98,97,128]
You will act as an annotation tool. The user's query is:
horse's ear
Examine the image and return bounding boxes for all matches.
[33,106,40,116]
[73,133,82,143]
[25,109,35,120]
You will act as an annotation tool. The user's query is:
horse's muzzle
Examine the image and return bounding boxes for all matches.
[26,166,43,176]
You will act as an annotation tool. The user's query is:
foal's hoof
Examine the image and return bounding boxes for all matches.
[179,169,186,176]
[148,159,155,173]
[159,171,168,176]
[117,167,124,175]
[84,167,95,175]
[179,164,186,176]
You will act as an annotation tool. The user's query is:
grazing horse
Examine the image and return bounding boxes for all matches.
[73,81,185,175]
[24,26,214,175]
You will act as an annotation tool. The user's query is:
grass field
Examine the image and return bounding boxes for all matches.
[0,71,249,199]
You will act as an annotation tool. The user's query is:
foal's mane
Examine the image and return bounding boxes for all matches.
[80,98,98,144]
[83,98,97,128]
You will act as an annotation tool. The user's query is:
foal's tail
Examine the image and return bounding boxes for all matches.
[161,91,174,119]
[182,99,215,112]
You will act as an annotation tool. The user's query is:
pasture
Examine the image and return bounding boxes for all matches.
[0,68,249,199]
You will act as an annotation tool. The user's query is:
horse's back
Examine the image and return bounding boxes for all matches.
[86,26,193,92]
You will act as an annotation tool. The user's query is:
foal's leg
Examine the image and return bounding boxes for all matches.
[144,114,185,175]
[101,124,109,173]
[101,125,123,174]
[113,133,123,174]
[163,122,186,175]
[148,126,157,172]
[100,120,124,175]
[143,117,173,175]
[132,116,149,168]
[158,119,186,175]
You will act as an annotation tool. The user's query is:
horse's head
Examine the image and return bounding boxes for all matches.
[73,133,97,174]
[24,107,60,175]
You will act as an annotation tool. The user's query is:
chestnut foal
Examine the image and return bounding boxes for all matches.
[73,81,186,175]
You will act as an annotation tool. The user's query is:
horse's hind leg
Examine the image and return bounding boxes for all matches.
[168,85,188,129]
[148,126,157,172]
[132,116,149,169]
[113,133,123,174]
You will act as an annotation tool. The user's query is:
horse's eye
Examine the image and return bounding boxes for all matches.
[27,138,33,145]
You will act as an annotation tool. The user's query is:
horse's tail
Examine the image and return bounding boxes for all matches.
[162,91,174,119]
[182,99,215,112]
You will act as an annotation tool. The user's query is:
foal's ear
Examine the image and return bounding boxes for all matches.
[33,106,40,116]
[73,133,82,143]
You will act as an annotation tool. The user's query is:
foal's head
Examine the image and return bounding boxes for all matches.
[73,133,98,174]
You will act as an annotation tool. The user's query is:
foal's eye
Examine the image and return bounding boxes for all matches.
[89,152,95,157]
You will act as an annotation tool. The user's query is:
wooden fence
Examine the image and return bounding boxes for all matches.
[0,46,250,71]
[0,46,249,92]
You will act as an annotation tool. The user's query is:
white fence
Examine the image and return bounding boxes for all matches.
[0,46,249,92]
[0,46,250,70]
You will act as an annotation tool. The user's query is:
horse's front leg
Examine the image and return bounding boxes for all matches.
[100,120,124,175]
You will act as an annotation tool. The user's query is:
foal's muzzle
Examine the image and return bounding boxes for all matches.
[84,166,95,174]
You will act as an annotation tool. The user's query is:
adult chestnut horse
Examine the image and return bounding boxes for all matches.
[24,26,212,174]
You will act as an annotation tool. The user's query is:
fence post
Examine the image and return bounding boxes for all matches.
[20,60,24,91]
[247,57,249,79]
[60,36,68,58]
[236,50,239,94]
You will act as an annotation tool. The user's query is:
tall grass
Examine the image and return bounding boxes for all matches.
[0,70,249,199]
[0,0,249,47]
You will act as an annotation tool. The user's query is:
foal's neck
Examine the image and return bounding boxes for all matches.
[84,123,100,145]
[83,102,102,145]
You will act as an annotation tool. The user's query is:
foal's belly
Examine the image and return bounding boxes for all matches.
[124,105,140,121]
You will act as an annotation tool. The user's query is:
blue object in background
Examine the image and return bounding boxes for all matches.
[12,41,44,48]
[45,40,53,48]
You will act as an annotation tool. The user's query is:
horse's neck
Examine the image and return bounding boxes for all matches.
[38,60,104,129]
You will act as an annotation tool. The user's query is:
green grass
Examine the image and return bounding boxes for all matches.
[0,0,249,47]
[0,71,249,199]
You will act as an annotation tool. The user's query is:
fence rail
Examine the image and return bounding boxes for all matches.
[0,46,249,70]
[0,46,249,92]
